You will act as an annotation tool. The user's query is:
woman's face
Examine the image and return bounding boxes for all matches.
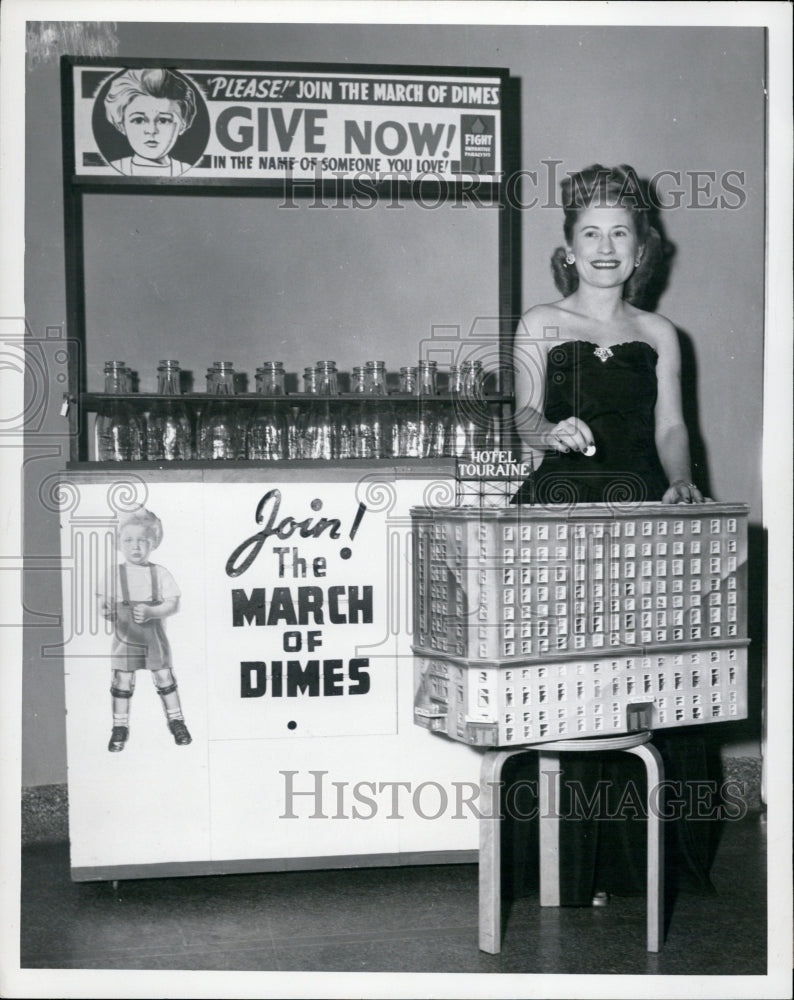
[120,95,186,162]
[570,205,639,290]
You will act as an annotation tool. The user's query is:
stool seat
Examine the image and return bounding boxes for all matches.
[478,732,664,955]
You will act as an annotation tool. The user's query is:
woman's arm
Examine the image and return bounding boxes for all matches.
[513,306,594,465]
[652,318,705,504]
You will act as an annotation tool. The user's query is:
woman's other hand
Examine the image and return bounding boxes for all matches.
[662,479,705,504]
[543,417,595,454]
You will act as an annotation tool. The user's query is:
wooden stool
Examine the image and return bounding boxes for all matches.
[478,731,664,954]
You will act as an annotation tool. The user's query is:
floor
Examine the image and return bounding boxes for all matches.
[21,814,766,976]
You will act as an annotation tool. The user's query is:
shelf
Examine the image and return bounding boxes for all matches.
[62,457,460,483]
[79,392,515,407]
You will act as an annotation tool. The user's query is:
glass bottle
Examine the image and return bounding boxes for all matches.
[449,363,469,459]
[247,362,288,460]
[363,360,393,459]
[95,360,143,461]
[199,361,241,460]
[393,366,417,457]
[410,359,447,458]
[461,359,494,455]
[119,364,134,393]
[316,360,345,459]
[398,366,417,394]
[315,359,340,395]
[450,361,484,460]
[195,364,217,459]
[349,366,372,458]
[145,360,193,461]
[296,366,318,459]
[301,363,338,460]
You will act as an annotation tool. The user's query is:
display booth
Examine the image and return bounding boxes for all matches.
[58,56,519,879]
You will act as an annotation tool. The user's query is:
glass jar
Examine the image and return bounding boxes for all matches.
[145,360,193,461]
[302,362,340,460]
[247,362,288,460]
[349,366,373,458]
[398,366,417,394]
[449,362,479,460]
[296,366,318,459]
[199,361,242,460]
[461,359,494,455]
[95,360,143,461]
[400,359,447,458]
[363,360,393,459]
[393,366,416,457]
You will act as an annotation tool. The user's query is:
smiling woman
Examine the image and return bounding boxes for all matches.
[508,163,719,908]
[512,163,702,506]
[103,67,198,176]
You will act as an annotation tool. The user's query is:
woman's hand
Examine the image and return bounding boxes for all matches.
[662,479,705,504]
[543,417,595,454]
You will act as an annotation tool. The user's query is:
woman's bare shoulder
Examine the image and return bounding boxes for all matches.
[518,301,569,338]
[630,305,678,348]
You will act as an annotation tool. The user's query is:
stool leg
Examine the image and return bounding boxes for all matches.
[627,742,665,952]
[538,752,561,907]
[479,749,516,953]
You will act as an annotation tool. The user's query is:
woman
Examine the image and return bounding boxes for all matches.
[513,162,702,506]
[104,68,197,177]
[507,164,716,906]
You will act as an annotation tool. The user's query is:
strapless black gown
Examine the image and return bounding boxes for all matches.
[512,339,669,504]
[507,340,718,904]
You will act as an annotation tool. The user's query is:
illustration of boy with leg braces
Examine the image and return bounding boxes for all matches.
[98,508,192,752]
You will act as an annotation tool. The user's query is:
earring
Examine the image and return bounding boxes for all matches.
[634,251,643,268]
[565,251,575,266]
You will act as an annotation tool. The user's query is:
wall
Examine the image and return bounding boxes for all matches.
[23,21,766,785]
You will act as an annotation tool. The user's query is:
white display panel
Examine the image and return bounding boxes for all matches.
[59,471,480,877]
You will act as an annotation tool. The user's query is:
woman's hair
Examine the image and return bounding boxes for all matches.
[104,68,197,132]
[117,508,163,549]
[550,163,665,307]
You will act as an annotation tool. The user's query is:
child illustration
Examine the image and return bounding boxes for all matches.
[98,508,192,752]
[103,68,197,177]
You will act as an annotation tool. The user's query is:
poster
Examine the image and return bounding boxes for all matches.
[59,473,481,873]
[70,61,504,182]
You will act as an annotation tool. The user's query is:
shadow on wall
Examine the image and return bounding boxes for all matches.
[677,326,712,500]
[637,182,713,503]
[744,523,766,744]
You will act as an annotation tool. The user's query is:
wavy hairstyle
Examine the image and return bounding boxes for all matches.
[104,68,197,132]
[117,508,164,549]
[550,164,665,308]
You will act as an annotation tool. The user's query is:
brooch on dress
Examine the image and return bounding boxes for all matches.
[593,346,614,363]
